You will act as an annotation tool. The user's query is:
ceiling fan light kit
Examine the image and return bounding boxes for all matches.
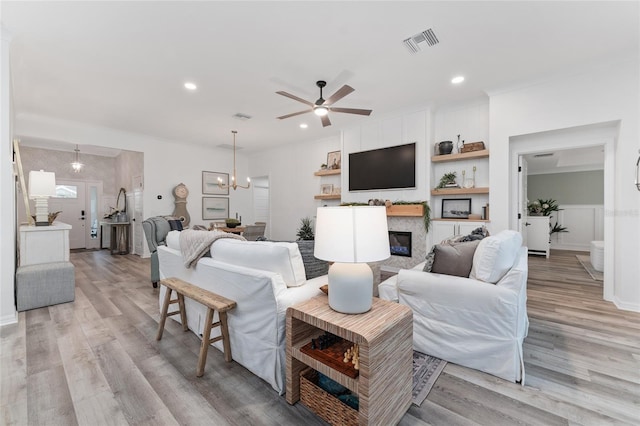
[276,80,372,127]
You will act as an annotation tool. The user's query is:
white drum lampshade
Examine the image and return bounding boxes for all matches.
[28,170,57,226]
[314,206,391,314]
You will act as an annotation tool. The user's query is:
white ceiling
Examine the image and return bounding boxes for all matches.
[2,1,638,152]
[524,146,605,175]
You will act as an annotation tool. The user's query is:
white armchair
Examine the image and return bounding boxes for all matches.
[379,230,529,383]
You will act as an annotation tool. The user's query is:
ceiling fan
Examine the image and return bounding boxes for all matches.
[276,80,372,127]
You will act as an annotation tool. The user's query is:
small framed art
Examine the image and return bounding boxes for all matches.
[202,171,229,195]
[327,150,341,170]
[202,197,229,220]
[321,184,334,195]
[441,198,471,219]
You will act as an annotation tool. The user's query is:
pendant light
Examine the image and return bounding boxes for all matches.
[71,144,83,173]
[217,131,250,190]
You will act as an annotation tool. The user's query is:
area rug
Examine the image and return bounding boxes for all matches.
[412,351,447,406]
[576,255,603,281]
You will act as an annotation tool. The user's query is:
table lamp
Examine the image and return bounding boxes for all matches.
[28,170,56,226]
[314,206,390,314]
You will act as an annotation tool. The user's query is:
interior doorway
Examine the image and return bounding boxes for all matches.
[510,122,616,302]
[251,176,270,238]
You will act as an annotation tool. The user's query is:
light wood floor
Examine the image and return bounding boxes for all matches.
[1,250,639,425]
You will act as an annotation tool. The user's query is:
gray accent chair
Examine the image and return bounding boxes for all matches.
[142,216,171,288]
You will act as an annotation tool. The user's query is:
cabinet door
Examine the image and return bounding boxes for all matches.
[458,221,484,236]
[525,216,550,256]
[432,222,456,244]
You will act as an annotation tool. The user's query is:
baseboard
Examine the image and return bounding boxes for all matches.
[613,296,640,313]
[0,310,18,327]
[550,243,590,251]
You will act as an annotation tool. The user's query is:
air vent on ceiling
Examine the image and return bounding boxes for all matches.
[233,113,252,121]
[533,153,554,158]
[403,28,439,53]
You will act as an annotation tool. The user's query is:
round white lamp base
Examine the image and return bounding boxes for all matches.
[328,262,373,314]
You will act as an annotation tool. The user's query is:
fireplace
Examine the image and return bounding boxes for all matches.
[389,231,412,257]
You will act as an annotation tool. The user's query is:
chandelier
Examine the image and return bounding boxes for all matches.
[71,144,83,173]
[218,130,250,190]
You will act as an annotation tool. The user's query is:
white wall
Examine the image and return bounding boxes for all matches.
[0,27,16,325]
[247,135,341,241]
[490,58,640,311]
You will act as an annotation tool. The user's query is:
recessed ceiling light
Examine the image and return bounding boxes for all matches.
[184,82,197,90]
[299,123,308,129]
[451,76,465,84]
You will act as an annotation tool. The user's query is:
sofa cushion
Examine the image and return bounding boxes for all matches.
[470,230,523,284]
[210,239,307,287]
[166,230,181,250]
[430,240,481,277]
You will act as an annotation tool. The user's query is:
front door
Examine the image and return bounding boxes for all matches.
[50,180,102,249]
[50,181,86,249]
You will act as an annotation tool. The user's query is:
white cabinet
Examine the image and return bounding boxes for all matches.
[431,220,486,244]
[19,222,71,266]
[525,216,550,258]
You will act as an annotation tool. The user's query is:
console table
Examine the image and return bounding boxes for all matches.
[286,296,413,425]
[19,222,71,265]
[110,222,130,255]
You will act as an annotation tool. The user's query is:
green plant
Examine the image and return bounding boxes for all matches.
[436,172,457,189]
[225,218,240,225]
[550,222,568,235]
[296,217,314,240]
[527,198,559,216]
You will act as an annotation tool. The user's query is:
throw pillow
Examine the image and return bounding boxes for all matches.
[469,230,522,284]
[423,245,437,272]
[430,240,481,277]
[168,219,183,231]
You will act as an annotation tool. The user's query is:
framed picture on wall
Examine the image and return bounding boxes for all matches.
[327,151,341,170]
[202,197,229,220]
[202,171,229,195]
[442,198,471,219]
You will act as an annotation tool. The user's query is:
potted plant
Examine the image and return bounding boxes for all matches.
[436,172,457,189]
[225,218,241,228]
[296,217,314,240]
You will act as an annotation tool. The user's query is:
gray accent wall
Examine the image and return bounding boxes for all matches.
[528,170,604,204]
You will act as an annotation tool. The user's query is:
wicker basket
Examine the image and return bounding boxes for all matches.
[300,368,358,426]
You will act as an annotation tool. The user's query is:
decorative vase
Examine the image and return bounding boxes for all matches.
[438,141,453,155]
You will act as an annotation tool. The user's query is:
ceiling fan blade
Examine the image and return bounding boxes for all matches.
[329,107,372,116]
[324,85,355,105]
[276,91,314,107]
[320,115,331,127]
[277,109,312,120]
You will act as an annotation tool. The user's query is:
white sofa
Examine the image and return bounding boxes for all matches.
[158,233,326,394]
[379,230,529,383]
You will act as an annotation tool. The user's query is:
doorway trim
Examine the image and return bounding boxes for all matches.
[509,122,616,303]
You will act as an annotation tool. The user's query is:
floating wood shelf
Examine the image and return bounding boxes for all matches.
[386,204,424,217]
[314,169,341,176]
[314,194,341,200]
[431,149,489,163]
[430,187,490,196]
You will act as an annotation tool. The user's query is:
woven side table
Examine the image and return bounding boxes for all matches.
[286,295,413,426]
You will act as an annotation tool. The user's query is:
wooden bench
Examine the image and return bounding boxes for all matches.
[156,277,237,377]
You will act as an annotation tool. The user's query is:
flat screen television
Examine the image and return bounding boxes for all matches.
[348,143,416,191]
